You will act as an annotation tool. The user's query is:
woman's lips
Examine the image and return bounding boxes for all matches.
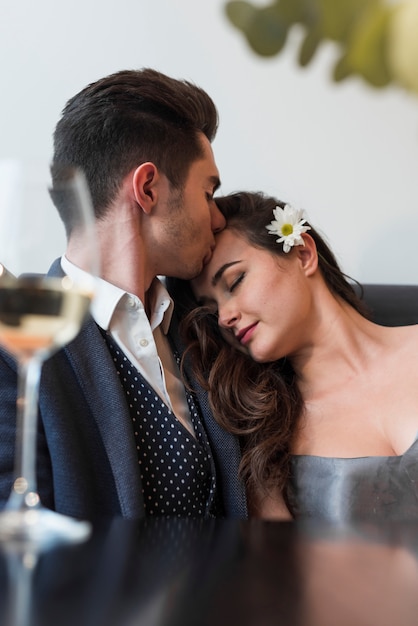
[236,322,258,345]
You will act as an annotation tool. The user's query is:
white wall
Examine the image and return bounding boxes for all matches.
[1,0,417,283]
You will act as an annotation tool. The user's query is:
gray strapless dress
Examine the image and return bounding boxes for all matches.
[287,437,418,522]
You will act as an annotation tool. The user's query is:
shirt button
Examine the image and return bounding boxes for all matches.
[139,338,149,347]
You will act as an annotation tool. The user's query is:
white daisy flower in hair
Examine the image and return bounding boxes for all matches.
[266,204,311,253]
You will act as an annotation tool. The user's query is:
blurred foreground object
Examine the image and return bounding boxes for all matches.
[224,0,418,94]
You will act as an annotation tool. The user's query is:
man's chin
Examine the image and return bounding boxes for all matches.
[182,260,206,281]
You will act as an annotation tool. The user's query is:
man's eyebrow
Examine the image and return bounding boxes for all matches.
[212,261,241,286]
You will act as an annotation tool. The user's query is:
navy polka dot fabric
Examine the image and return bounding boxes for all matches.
[101,330,219,517]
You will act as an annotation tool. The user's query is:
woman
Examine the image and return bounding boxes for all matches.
[173,191,418,522]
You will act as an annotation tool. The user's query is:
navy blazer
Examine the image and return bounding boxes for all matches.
[0,260,248,521]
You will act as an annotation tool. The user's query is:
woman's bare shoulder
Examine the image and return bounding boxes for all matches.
[376,323,418,349]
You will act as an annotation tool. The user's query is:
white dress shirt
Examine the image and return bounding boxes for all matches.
[60,256,194,435]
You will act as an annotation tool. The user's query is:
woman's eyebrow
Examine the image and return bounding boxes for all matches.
[212,261,241,286]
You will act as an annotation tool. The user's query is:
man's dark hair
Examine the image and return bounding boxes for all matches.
[51,68,218,228]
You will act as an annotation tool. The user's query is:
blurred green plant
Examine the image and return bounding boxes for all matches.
[224,0,418,94]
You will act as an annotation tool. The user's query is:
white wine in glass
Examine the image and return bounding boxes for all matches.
[0,158,98,549]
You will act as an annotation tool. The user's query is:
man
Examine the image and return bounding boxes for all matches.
[0,69,247,520]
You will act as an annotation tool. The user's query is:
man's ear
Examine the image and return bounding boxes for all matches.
[132,162,158,214]
[295,233,318,276]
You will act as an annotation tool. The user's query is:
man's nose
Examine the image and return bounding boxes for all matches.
[211,202,226,233]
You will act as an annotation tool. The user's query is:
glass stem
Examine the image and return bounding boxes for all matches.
[7,355,43,511]
[5,550,36,626]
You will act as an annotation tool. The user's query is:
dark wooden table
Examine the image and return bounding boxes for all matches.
[1,518,418,626]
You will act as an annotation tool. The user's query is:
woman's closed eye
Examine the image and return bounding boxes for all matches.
[229,273,245,293]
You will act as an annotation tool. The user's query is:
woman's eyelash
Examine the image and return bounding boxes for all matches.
[229,273,245,292]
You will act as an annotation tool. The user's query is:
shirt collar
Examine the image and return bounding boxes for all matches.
[148,277,174,334]
[60,256,173,334]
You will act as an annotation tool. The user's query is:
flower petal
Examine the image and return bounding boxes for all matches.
[265,203,311,253]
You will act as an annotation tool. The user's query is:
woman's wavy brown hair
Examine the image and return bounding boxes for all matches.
[170,191,369,512]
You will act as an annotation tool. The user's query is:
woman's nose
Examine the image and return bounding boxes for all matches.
[218,304,240,329]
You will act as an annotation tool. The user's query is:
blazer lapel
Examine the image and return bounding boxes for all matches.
[64,319,145,519]
[64,318,145,518]
[48,258,144,518]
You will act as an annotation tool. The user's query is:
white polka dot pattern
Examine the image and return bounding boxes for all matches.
[102,331,219,517]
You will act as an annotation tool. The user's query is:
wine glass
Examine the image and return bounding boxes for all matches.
[0,158,98,549]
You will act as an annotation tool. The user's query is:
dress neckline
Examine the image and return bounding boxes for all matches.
[292,432,418,462]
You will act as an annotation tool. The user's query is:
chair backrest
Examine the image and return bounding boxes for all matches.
[355,284,418,327]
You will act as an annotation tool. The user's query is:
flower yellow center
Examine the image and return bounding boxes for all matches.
[281,223,293,236]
